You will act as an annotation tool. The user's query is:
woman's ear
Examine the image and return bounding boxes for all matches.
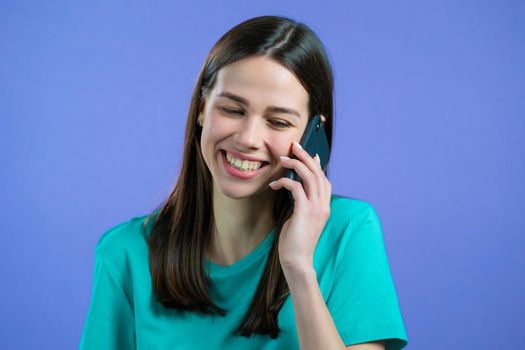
[197,112,204,126]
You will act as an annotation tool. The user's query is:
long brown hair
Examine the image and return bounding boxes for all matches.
[146,15,334,338]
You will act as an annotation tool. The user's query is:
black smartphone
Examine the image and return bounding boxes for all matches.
[285,114,330,205]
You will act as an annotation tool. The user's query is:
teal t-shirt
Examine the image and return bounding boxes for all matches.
[79,195,408,349]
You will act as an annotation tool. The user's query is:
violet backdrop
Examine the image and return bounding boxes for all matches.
[1,1,524,349]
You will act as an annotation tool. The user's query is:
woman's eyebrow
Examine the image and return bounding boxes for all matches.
[216,91,301,119]
[217,91,249,105]
[266,106,301,119]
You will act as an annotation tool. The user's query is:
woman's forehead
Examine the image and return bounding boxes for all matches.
[211,56,309,112]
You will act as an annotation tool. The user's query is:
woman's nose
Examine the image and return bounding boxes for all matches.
[233,117,264,149]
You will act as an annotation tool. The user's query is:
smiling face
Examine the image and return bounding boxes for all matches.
[198,55,310,201]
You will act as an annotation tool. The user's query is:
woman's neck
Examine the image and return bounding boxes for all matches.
[208,187,275,266]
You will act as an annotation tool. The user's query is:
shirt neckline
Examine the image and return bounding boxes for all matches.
[205,228,276,274]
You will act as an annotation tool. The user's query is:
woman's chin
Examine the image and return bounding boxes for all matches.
[217,183,271,201]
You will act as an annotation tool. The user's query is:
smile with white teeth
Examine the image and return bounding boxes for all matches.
[225,151,265,171]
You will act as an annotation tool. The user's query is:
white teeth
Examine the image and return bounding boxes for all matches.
[225,152,264,171]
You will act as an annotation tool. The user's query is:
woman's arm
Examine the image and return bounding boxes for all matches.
[347,342,385,350]
[283,262,385,350]
[271,141,391,349]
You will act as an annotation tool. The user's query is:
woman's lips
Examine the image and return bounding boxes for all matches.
[220,151,269,179]
[224,149,268,163]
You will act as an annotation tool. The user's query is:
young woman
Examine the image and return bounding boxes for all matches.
[80,16,408,350]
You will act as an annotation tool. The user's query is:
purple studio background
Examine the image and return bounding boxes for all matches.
[1,1,524,349]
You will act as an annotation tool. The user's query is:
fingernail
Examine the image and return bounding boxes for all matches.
[280,155,290,160]
[293,141,302,150]
[315,153,320,163]
[269,180,276,187]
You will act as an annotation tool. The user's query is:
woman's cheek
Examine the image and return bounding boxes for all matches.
[277,133,299,156]
[268,139,291,159]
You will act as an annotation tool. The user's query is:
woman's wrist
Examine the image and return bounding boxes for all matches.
[281,257,316,285]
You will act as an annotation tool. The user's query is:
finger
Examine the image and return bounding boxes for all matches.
[291,142,324,176]
[292,141,318,172]
[279,156,318,199]
[290,142,325,199]
[269,177,307,205]
[304,152,326,202]
[314,153,328,205]
[311,153,331,208]
[326,179,332,204]
[316,153,331,203]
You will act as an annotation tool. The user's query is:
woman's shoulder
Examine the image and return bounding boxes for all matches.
[95,212,156,264]
[315,195,382,275]
[329,194,379,227]
[318,194,381,249]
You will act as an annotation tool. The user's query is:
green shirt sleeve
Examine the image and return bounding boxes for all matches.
[326,203,408,350]
[79,252,136,349]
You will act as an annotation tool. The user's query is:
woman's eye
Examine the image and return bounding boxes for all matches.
[220,107,244,115]
[270,120,291,128]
